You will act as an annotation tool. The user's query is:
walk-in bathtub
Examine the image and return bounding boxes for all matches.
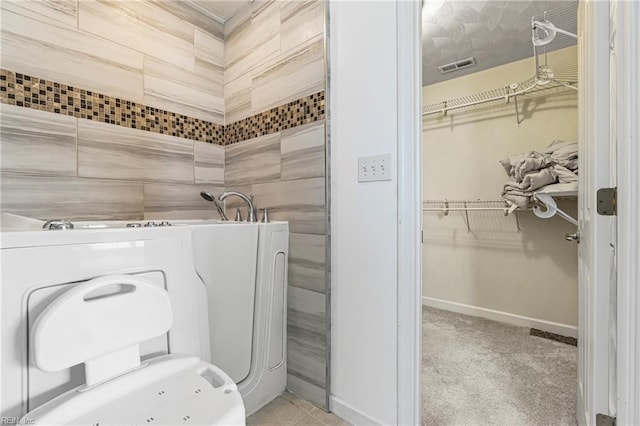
[0,215,288,418]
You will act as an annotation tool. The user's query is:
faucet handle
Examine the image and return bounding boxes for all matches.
[261,208,270,223]
[234,208,243,222]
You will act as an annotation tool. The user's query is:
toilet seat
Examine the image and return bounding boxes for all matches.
[21,274,246,425]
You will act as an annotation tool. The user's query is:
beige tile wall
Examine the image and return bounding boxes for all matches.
[0,0,225,124]
[0,173,145,221]
[77,120,195,184]
[0,105,77,177]
[224,0,325,123]
[0,1,227,220]
[1,103,225,221]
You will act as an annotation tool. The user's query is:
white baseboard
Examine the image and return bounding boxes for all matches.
[329,395,383,426]
[422,296,578,338]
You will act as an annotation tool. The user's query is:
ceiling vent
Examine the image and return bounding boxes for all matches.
[438,57,476,74]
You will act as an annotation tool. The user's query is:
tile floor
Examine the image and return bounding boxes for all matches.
[247,391,350,425]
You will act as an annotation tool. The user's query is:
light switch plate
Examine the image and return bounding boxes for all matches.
[358,154,392,182]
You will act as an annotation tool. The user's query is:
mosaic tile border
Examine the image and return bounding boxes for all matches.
[0,69,224,144]
[0,69,325,146]
[225,92,325,145]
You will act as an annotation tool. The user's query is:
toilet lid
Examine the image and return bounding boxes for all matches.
[22,355,246,426]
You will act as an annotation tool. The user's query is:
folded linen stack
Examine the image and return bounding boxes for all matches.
[500,140,578,209]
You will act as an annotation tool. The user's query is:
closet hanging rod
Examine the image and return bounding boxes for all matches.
[423,199,512,204]
[422,200,520,232]
[422,200,518,214]
[422,207,513,212]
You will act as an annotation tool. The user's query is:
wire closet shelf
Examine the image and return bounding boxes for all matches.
[422,5,578,120]
[422,199,522,232]
[422,191,578,234]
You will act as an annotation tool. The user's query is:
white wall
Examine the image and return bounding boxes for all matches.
[422,48,579,330]
[329,1,399,424]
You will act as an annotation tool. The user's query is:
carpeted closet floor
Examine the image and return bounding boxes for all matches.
[422,307,577,426]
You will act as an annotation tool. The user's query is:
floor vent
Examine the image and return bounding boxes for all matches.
[438,57,476,74]
[596,414,616,426]
[530,328,577,346]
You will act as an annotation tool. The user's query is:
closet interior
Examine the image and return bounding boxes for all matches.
[421,1,580,425]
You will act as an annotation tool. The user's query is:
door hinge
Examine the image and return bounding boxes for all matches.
[597,187,617,216]
[596,413,616,426]
[421,230,424,244]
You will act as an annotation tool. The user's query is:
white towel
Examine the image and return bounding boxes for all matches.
[500,140,579,208]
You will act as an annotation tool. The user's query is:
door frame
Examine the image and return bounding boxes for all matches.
[612,1,640,424]
[397,0,639,424]
[396,0,422,424]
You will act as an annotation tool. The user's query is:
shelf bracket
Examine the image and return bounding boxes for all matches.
[504,201,521,232]
[463,201,470,232]
[514,94,522,127]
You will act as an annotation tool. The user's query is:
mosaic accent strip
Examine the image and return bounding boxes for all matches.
[225,91,325,145]
[0,68,325,146]
[0,69,224,144]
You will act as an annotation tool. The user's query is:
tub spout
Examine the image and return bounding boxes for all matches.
[219,191,257,223]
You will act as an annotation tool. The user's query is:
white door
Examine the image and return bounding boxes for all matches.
[576,1,617,425]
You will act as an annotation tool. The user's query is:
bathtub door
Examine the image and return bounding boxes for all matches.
[191,225,260,384]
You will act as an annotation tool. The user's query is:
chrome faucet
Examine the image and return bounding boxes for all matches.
[219,191,257,223]
[200,191,228,221]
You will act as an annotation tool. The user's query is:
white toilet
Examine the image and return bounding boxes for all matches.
[21,274,246,425]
